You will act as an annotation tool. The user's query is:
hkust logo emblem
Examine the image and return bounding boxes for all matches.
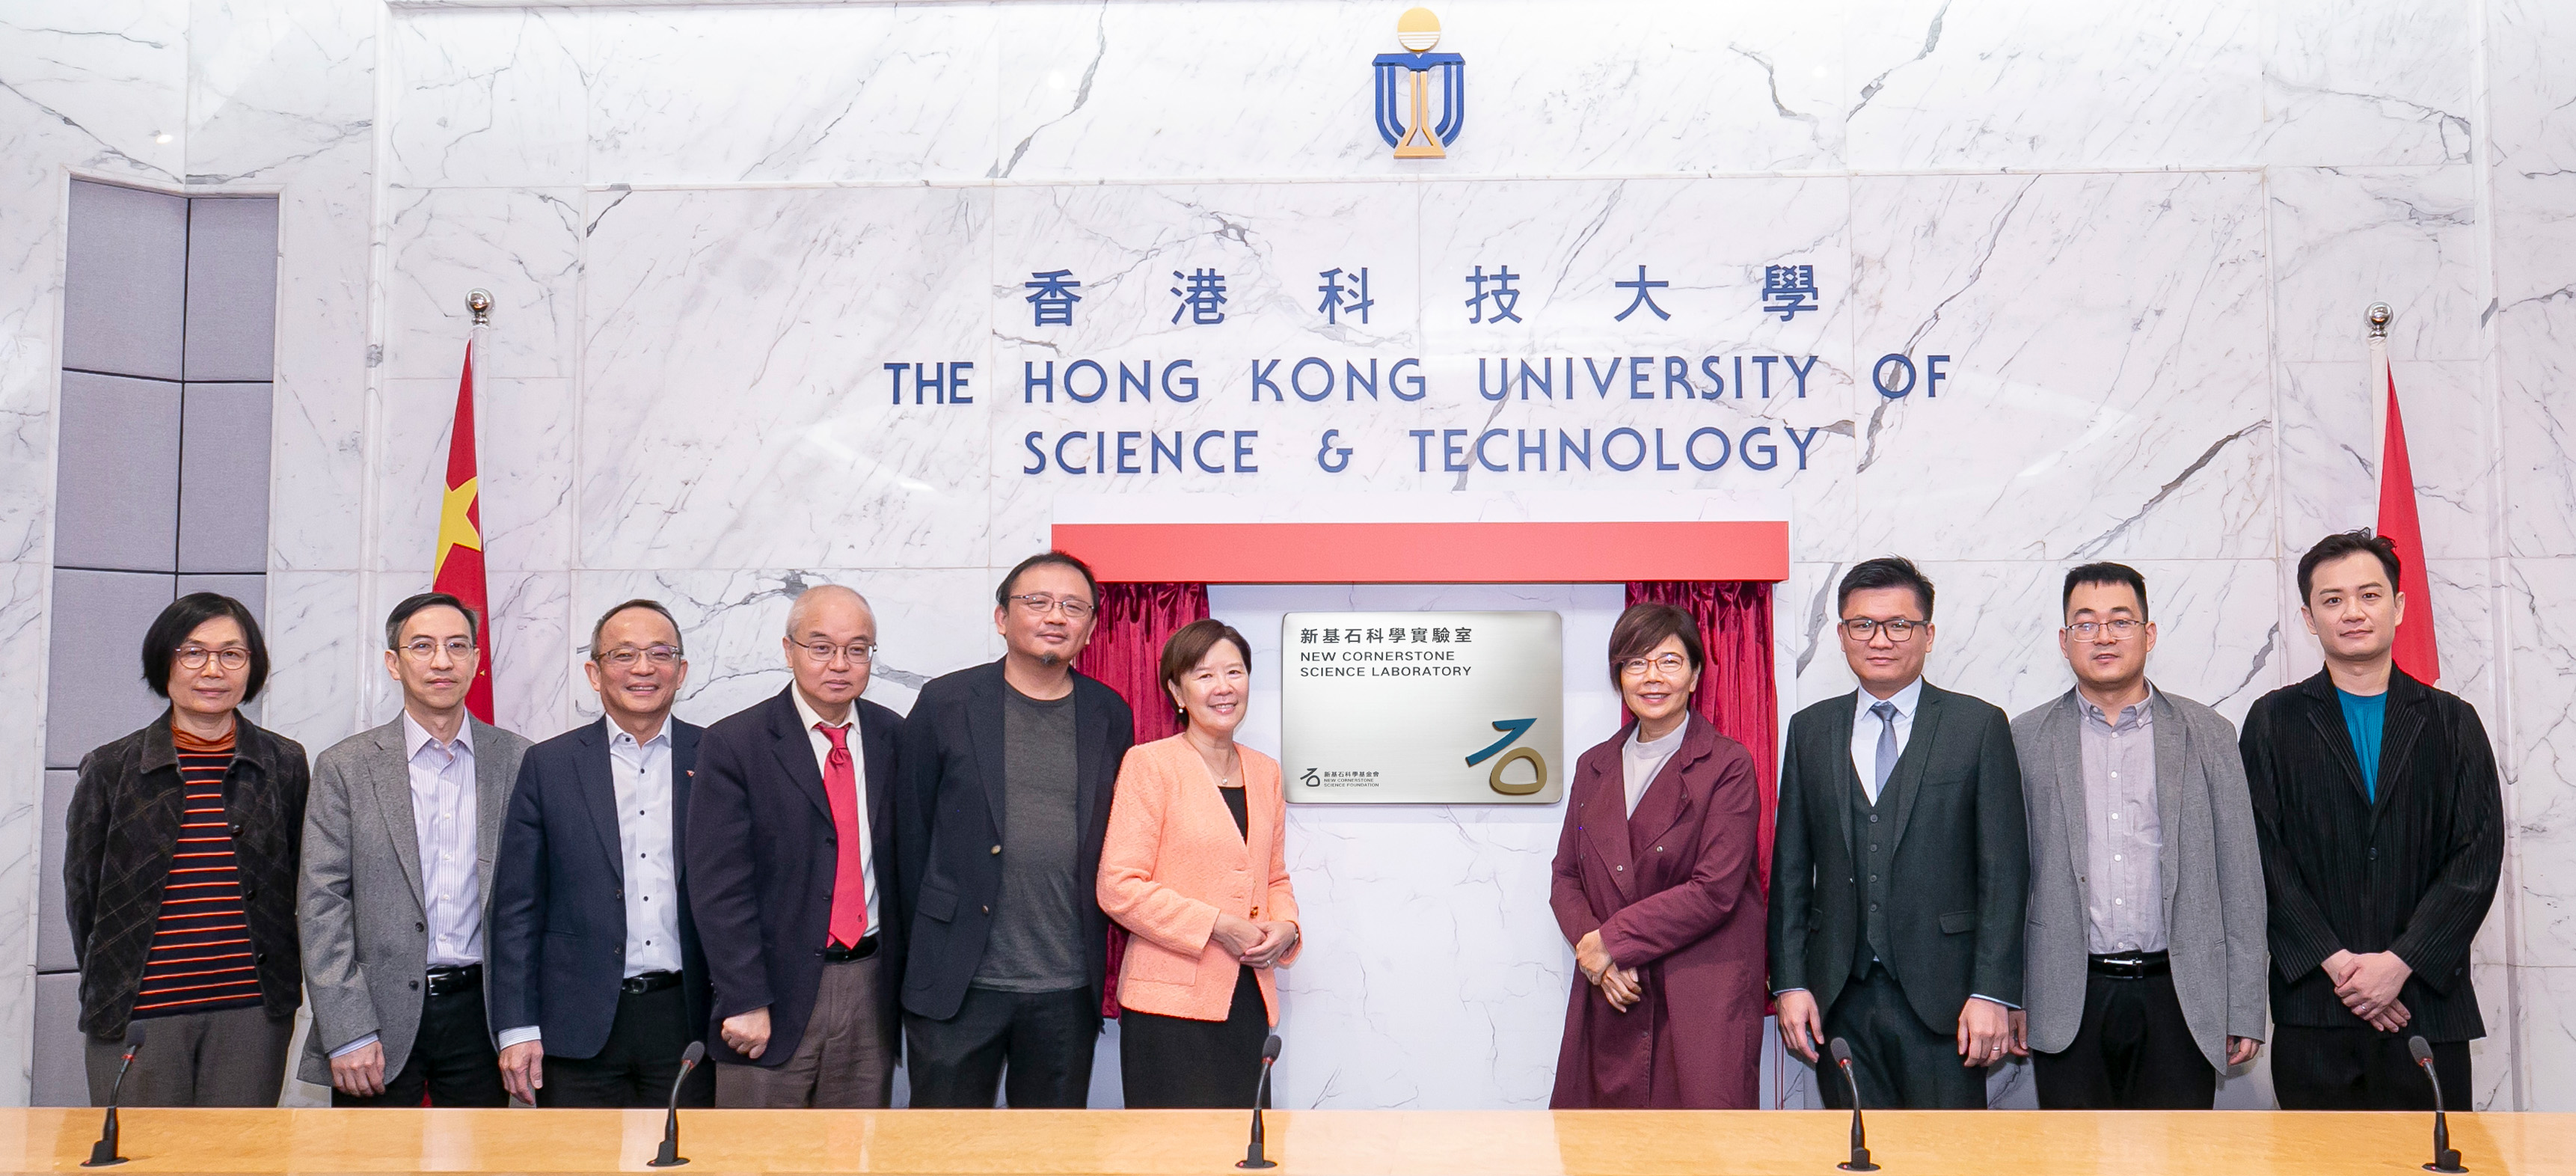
[1373,7,1464,159]
[1466,717,1546,796]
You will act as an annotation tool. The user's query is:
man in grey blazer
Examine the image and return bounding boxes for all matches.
[2006,563,2266,1108]
[298,592,531,1106]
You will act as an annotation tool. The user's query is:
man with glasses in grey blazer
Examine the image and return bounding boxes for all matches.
[2004,563,2266,1107]
[298,592,531,1106]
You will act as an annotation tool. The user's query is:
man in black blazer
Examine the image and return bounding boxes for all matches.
[2241,531,2502,1109]
[896,551,1135,1108]
[1769,557,2028,1109]
[687,585,904,1107]
[489,600,712,1106]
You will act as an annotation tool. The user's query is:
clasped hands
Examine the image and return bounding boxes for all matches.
[1574,930,1643,1012]
[1212,913,1300,968]
[2325,948,2412,1032]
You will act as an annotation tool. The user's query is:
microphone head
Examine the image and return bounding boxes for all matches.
[123,1025,146,1050]
[1829,1037,1853,1066]
[2410,1036,2435,1065]
[1261,1035,1284,1063]
[682,1041,707,1067]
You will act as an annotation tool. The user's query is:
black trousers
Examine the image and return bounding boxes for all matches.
[1817,967,1986,1110]
[2272,1026,2470,1110]
[536,982,714,1109]
[333,985,507,1107]
[2032,970,2215,1109]
[904,985,1097,1108]
[1119,966,1269,1109]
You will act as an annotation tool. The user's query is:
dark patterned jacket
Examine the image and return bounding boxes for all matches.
[64,714,310,1037]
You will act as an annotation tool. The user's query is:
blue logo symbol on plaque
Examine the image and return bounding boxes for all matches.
[1373,7,1464,159]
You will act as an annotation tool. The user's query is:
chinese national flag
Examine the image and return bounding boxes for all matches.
[432,341,495,722]
[2374,361,2441,685]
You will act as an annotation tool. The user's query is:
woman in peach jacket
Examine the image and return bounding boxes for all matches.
[1098,619,1301,1108]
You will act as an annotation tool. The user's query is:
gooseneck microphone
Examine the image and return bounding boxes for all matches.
[84,1025,145,1168]
[1238,1034,1284,1170]
[646,1041,708,1168]
[2410,1037,2467,1173]
[1829,1038,1878,1173]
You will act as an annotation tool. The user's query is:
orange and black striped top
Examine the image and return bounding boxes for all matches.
[132,724,262,1019]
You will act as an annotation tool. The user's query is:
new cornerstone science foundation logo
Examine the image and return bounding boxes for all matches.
[1373,7,1463,159]
[1281,610,1561,804]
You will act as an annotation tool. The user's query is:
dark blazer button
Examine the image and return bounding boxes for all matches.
[416,922,426,932]
[242,884,255,898]
[410,980,420,990]
[230,823,244,835]
[255,952,268,964]
[982,905,991,914]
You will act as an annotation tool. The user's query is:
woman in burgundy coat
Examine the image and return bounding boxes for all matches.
[1549,603,1767,1109]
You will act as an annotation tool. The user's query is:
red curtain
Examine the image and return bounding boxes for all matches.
[1075,581,1212,744]
[1625,581,1779,892]
[1074,581,1209,1017]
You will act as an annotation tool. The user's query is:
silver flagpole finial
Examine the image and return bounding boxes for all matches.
[2366,301,2391,339]
[466,288,494,327]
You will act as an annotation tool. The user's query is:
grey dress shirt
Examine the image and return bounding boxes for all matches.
[2079,692,2165,954]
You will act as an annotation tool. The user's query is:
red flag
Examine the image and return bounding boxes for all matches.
[432,341,495,722]
[2374,362,2441,685]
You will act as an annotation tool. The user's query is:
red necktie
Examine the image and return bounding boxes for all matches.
[818,723,868,948]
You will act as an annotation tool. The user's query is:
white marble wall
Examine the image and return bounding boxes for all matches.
[7,0,2573,1110]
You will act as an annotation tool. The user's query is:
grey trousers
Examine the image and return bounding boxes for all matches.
[715,953,896,1109]
[86,1005,293,1107]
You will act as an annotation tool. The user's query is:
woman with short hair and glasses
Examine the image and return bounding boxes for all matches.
[64,592,309,1106]
[1547,602,1765,1108]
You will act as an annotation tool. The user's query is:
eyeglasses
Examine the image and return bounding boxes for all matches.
[1841,617,1922,643]
[399,638,478,662]
[597,644,682,668]
[798,641,877,665]
[1618,653,1690,678]
[2064,619,2144,640]
[177,646,250,671]
[1007,593,1095,619]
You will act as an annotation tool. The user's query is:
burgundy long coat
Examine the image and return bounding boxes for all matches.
[1548,713,1766,1109]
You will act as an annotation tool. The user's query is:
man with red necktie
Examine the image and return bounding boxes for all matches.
[687,585,904,1106]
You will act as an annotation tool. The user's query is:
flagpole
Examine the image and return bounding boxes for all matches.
[2367,301,2391,503]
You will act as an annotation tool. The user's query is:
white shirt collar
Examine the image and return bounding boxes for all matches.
[790,687,854,733]
[607,714,673,748]
[402,711,475,760]
[1855,677,1926,721]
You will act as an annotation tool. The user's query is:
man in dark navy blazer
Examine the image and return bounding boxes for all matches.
[687,585,904,1107]
[488,599,713,1106]
[1768,557,2028,1109]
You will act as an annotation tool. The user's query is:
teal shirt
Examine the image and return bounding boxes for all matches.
[2337,688,2388,801]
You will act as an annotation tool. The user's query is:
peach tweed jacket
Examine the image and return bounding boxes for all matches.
[1097,735,1301,1023]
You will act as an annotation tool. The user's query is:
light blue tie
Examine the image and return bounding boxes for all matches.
[1870,701,1899,802]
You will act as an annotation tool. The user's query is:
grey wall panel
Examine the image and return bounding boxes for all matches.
[33,973,87,1106]
[178,384,274,574]
[182,198,279,382]
[44,569,175,769]
[52,373,181,574]
[61,181,188,382]
[41,770,76,973]
[174,574,265,624]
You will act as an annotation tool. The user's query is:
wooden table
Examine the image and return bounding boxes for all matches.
[0,1108,2563,1175]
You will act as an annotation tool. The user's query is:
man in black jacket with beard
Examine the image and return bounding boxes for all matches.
[2241,530,2502,1109]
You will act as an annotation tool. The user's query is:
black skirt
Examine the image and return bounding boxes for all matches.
[1118,964,1270,1109]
